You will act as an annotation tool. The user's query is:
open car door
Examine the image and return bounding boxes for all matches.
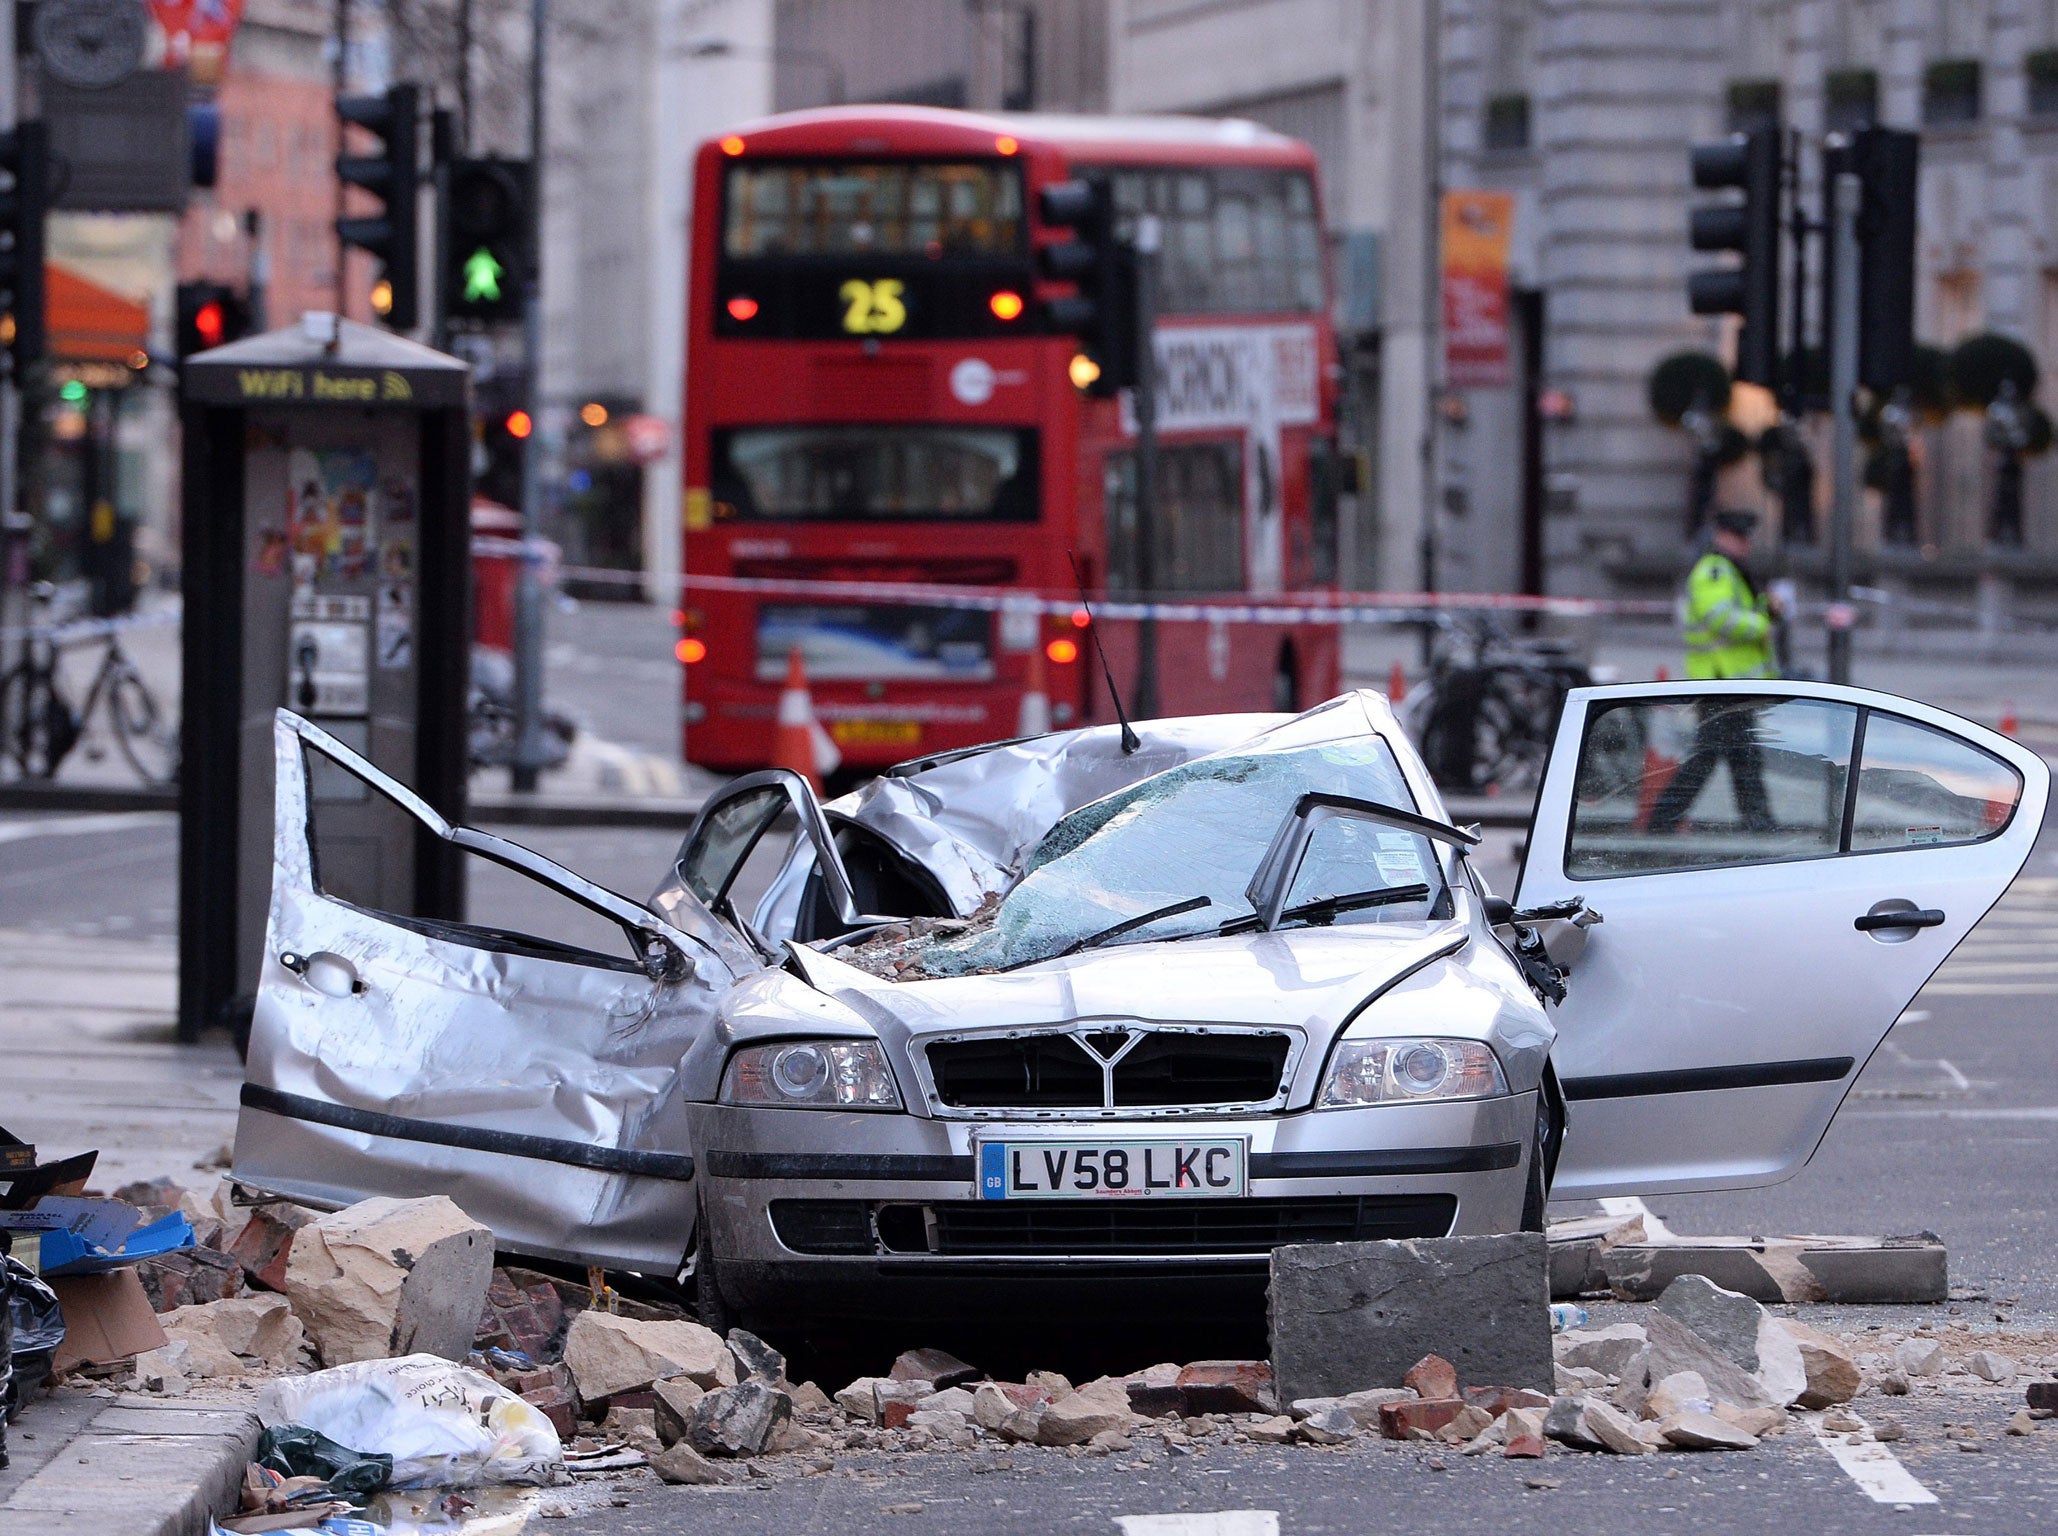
[1516,680,2047,1198]
[235,712,762,1274]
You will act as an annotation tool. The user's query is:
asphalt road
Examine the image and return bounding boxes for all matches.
[1,786,2054,1530]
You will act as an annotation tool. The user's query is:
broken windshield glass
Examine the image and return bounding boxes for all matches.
[845,713,1436,977]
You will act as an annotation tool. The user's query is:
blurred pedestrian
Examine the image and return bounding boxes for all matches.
[1651,508,1779,834]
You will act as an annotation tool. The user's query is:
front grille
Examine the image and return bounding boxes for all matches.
[926,1030,1293,1112]
[771,1196,1457,1257]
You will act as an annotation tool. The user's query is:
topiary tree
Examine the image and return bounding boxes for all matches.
[1647,350,1733,425]
[1947,332,2038,409]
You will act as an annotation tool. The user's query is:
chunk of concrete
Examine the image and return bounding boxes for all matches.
[1644,1370,1713,1421]
[1582,1399,1660,1455]
[1554,1323,1649,1381]
[686,1380,792,1457]
[1543,1394,1602,1448]
[650,1441,733,1484]
[1642,1311,1777,1411]
[1295,1405,1357,1444]
[1270,1234,1553,1402]
[1661,1409,1758,1450]
[1894,1336,1947,1377]
[282,1196,494,1365]
[1175,1360,1275,1414]
[160,1294,304,1369]
[1501,1406,1547,1458]
[1601,1235,1947,1305]
[1784,1321,1861,1407]
[834,1376,890,1423]
[726,1328,785,1383]
[563,1312,737,1401]
[1655,1274,1807,1404]
[1968,1351,2017,1384]
[651,1377,707,1446]
[1038,1377,1133,1447]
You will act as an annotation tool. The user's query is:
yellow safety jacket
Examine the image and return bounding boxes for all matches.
[1682,551,1775,680]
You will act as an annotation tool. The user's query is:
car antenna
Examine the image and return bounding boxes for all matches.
[1068,552,1141,755]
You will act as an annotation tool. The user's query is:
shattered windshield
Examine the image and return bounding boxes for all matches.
[845,722,1442,978]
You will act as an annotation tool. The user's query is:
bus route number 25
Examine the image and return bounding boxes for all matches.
[840,278,907,335]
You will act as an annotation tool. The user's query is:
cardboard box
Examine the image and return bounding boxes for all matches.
[49,1269,168,1371]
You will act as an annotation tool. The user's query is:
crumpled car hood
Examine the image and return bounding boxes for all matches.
[793,920,1470,1036]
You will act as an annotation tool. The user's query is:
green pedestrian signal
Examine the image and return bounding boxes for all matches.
[444,157,531,323]
[463,247,505,304]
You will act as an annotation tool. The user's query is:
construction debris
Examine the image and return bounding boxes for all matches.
[282,1196,495,1365]
[1547,1217,1950,1304]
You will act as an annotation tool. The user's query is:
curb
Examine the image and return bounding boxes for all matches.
[0,1398,260,1536]
[0,784,178,813]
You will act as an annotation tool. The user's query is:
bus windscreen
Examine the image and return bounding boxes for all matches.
[712,426,1039,522]
[724,162,1025,257]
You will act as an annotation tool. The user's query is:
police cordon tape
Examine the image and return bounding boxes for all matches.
[501,549,1679,626]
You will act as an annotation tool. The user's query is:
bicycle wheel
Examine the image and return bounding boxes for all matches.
[1471,677,1553,795]
[0,665,75,779]
[108,664,180,785]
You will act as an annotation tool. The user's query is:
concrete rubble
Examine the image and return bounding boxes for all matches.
[282,1195,495,1365]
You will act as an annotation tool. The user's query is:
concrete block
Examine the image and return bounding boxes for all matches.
[1601,1235,1947,1304]
[1269,1234,1554,1403]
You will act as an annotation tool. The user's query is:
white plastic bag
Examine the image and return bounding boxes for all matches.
[258,1354,562,1488]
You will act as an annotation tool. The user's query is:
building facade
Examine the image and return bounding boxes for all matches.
[1444,0,2058,600]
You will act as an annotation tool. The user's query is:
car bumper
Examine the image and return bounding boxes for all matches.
[687,1093,1535,1325]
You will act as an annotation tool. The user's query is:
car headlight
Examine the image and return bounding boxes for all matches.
[721,1040,902,1110]
[1318,1038,1506,1108]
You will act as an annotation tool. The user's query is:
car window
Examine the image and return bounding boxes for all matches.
[679,786,790,907]
[304,742,650,969]
[1566,697,1858,877]
[1850,714,2020,851]
[1281,815,1445,925]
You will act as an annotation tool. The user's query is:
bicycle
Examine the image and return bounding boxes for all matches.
[1396,613,1628,796]
[0,588,180,785]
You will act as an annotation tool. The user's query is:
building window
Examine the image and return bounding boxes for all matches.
[1726,79,1781,133]
[1483,93,1530,152]
[1825,68,1878,133]
[1923,59,1982,126]
[2029,49,2058,118]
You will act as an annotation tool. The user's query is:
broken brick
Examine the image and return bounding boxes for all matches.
[1404,1354,1459,1401]
[1379,1397,1467,1440]
[1464,1386,1550,1417]
[228,1204,313,1293]
[1175,1360,1274,1414]
[1127,1382,1186,1418]
[522,1387,577,1441]
[888,1347,980,1389]
[1502,1406,1547,1458]
[137,1247,244,1312]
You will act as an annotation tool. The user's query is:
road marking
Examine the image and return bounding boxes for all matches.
[0,812,169,846]
[1598,1194,1677,1239]
[1811,1414,1936,1505]
[1117,1516,1279,1536]
[1849,1105,2058,1121]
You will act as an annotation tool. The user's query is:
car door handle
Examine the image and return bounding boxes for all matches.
[1853,908,1946,933]
[279,950,365,997]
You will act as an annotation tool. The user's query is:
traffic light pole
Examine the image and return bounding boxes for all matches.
[510,0,549,792]
[1827,170,1860,687]
[0,13,16,699]
[1130,216,1160,720]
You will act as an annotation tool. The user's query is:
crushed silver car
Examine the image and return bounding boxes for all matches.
[233,681,2046,1331]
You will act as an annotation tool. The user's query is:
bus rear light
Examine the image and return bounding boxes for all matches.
[1045,638,1080,665]
[989,290,1024,321]
[1068,352,1102,390]
[995,134,1019,156]
[726,295,760,322]
[1070,607,1091,629]
[676,637,708,664]
[720,135,746,156]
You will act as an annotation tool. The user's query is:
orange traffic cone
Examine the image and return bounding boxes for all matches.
[2000,701,2019,738]
[772,647,839,792]
[1387,660,1407,704]
[1018,641,1052,737]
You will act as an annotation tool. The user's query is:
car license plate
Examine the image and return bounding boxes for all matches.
[977,1139,1247,1200]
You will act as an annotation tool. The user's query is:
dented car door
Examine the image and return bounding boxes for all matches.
[234,712,760,1274]
[1517,680,2047,1198]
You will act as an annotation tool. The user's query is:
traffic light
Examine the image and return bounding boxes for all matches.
[0,120,49,375]
[1038,178,1137,397]
[1834,127,1919,394]
[336,83,422,331]
[176,281,249,359]
[444,157,531,324]
[1687,128,1781,387]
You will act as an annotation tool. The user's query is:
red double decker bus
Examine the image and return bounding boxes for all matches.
[679,105,1342,775]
